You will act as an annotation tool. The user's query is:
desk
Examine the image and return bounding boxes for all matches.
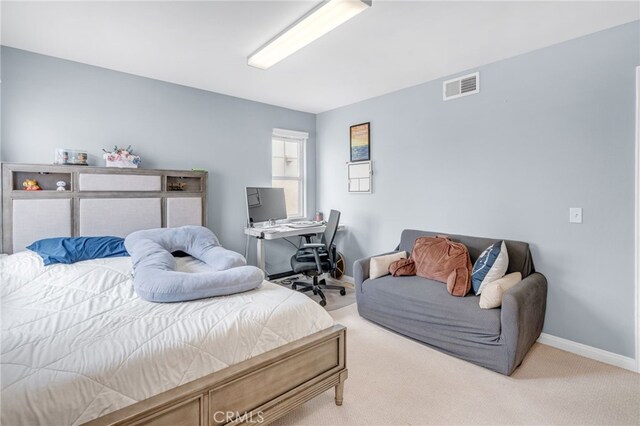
[244,224,345,277]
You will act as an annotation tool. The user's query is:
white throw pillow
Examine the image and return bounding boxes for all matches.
[479,272,522,309]
[370,251,407,279]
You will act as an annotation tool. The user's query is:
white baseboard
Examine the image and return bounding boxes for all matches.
[537,333,637,372]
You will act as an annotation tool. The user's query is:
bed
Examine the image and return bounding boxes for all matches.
[1,163,348,426]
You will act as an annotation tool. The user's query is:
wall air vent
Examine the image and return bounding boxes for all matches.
[443,72,479,101]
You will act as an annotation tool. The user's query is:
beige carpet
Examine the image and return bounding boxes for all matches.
[273,304,640,426]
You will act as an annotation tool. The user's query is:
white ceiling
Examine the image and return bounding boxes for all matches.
[2,1,638,113]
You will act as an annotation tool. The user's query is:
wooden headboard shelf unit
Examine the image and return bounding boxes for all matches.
[1,163,208,254]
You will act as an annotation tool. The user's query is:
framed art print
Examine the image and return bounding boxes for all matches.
[350,122,370,162]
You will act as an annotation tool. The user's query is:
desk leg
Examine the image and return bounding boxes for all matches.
[257,237,266,272]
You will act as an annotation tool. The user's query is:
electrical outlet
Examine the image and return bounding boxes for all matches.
[569,208,582,224]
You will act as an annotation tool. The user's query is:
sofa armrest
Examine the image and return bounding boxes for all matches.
[501,272,548,375]
[353,251,401,291]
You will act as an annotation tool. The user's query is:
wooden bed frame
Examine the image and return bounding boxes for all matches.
[86,325,347,426]
[2,163,349,426]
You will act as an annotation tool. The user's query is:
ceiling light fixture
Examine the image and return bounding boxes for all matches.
[248,0,372,70]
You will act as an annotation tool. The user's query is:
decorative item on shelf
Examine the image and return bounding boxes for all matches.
[102,145,142,168]
[22,179,42,191]
[350,122,370,162]
[56,181,67,191]
[54,149,88,166]
[168,182,187,191]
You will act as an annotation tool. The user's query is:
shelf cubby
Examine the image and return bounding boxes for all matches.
[166,175,203,192]
[12,171,72,191]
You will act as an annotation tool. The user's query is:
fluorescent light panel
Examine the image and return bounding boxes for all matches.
[248,0,371,70]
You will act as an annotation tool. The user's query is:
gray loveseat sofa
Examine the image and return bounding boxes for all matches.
[354,229,547,375]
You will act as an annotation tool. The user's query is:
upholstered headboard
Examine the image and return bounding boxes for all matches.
[1,163,207,254]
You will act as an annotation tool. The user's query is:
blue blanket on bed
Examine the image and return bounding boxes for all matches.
[125,226,264,302]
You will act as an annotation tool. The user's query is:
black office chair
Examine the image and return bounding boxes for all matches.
[290,210,346,307]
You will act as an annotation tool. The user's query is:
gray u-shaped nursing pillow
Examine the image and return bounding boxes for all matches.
[125,226,264,302]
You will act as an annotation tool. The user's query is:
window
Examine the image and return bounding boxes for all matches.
[271,129,307,218]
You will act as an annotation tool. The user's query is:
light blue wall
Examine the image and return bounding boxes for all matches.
[3,21,639,358]
[317,21,640,357]
[0,46,315,274]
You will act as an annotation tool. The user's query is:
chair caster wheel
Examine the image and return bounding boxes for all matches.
[340,289,346,296]
[292,284,297,290]
[312,290,318,295]
[319,300,327,307]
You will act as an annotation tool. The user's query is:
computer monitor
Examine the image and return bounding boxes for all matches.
[246,187,287,226]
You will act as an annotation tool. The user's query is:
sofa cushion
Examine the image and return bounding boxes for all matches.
[472,241,509,295]
[479,272,522,309]
[411,236,472,296]
[360,274,502,338]
[390,258,416,276]
[370,251,407,279]
[399,230,534,278]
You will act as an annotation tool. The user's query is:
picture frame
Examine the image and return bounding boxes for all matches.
[350,122,370,162]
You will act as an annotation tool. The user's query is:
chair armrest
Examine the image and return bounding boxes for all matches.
[501,272,548,375]
[353,250,402,291]
[303,243,325,248]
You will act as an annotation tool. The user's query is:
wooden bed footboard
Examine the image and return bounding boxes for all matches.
[85,325,347,426]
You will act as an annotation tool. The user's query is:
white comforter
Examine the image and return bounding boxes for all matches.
[0,251,334,425]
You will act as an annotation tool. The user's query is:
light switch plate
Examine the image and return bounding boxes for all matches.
[569,207,583,224]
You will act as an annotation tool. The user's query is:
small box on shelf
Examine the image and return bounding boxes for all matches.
[103,145,141,169]
[54,148,88,166]
[105,159,138,168]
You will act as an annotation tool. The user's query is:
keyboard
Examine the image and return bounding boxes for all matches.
[258,224,283,229]
[287,221,322,228]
